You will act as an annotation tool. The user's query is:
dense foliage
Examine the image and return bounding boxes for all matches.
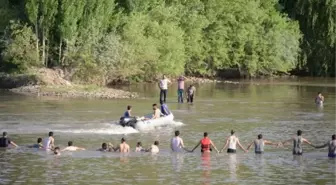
[0,0,331,84]
[279,0,335,77]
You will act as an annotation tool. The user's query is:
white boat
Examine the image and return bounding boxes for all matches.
[119,113,174,129]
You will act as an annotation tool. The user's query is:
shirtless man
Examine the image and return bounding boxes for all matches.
[43,131,55,151]
[113,138,130,153]
[62,141,85,151]
[152,104,161,119]
[146,141,159,153]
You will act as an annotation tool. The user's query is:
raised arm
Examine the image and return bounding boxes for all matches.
[220,138,229,153]
[303,138,314,147]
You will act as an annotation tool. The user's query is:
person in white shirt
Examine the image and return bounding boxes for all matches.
[158,74,171,103]
[171,130,189,152]
[220,130,247,153]
[62,141,85,151]
[43,131,55,151]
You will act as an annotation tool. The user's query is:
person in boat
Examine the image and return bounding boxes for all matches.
[43,131,55,151]
[314,134,336,158]
[30,138,43,149]
[124,105,132,118]
[146,141,160,153]
[160,100,170,116]
[315,92,324,105]
[53,147,61,155]
[113,138,130,153]
[152,104,162,119]
[171,130,189,152]
[220,130,248,153]
[186,84,196,103]
[62,141,85,151]
[191,132,219,153]
[246,134,279,154]
[135,142,144,152]
[282,130,315,155]
[98,143,108,152]
[0,132,18,148]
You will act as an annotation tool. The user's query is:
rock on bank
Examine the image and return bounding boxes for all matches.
[0,68,138,99]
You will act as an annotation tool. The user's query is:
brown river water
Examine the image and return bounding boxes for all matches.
[0,78,335,185]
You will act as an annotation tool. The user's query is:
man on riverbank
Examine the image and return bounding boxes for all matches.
[158,75,171,103]
[177,76,185,103]
[0,132,18,148]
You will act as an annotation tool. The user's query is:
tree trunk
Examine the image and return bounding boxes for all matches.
[35,21,39,63]
[42,31,46,66]
[59,38,62,66]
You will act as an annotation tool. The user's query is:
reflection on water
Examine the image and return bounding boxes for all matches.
[0,79,335,185]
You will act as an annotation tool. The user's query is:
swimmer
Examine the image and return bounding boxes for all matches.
[30,138,43,148]
[113,138,130,153]
[43,131,55,150]
[53,147,61,155]
[0,132,18,148]
[220,130,247,153]
[246,134,279,154]
[314,134,336,158]
[145,141,159,153]
[171,130,189,152]
[282,130,314,155]
[191,132,219,153]
[315,92,324,105]
[98,143,108,152]
[135,142,144,152]
[62,141,85,151]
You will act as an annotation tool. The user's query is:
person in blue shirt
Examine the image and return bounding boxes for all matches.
[160,101,170,116]
[124,105,132,118]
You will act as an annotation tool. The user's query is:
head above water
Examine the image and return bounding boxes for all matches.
[154,141,159,146]
[121,137,126,143]
[54,147,60,155]
[48,132,53,137]
[317,92,322,95]
[175,130,180,136]
[231,130,235,135]
[258,134,263,139]
[102,143,107,150]
[332,134,335,140]
[37,138,42,143]
[153,104,157,109]
[204,132,208,137]
[127,105,132,110]
[2,132,7,137]
[68,141,73,146]
[137,142,142,147]
[297,130,302,136]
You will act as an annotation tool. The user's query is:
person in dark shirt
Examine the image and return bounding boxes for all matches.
[0,132,18,148]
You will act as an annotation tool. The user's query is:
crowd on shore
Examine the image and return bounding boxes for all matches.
[0,130,335,158]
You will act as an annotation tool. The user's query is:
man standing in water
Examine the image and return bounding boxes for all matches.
[246,134,279,154]
[191,132,219,153]
[186,85,196,103]
[43,131,55,151]
[113,138,130,153]
[220,130,248,153]
[315,92,324,105]
[158,75,171,103]
[282,130,315,155]
[314,134,336,158]
[177,76,185,103]
[171,130,189,152]
[0,132,18,148]
[146,141,160,153]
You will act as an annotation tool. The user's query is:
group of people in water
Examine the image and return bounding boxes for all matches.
[1,129,335,158]
[159,75,196,104]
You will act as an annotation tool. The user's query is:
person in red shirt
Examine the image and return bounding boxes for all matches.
[191,132,219,153]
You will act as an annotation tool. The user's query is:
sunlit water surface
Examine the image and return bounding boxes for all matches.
[0,78,335,185]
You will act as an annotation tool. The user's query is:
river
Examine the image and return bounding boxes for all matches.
[0,78,335,185]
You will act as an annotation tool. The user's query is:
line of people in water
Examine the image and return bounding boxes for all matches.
[1,130,335,158]
[158,74,196,104]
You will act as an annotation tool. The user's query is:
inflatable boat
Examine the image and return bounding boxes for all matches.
[119,113,174,129]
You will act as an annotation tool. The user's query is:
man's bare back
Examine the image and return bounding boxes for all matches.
[119,143,130,153]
